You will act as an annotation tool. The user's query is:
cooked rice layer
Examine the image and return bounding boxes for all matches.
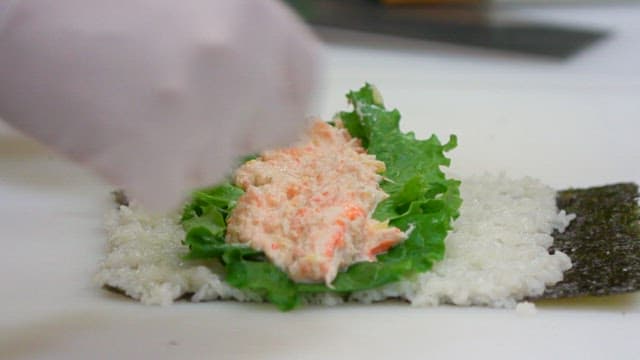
[95,174,573,308]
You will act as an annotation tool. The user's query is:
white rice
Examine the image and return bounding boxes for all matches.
[95,174,574,308]
[515,301,538,315]
[95,206,262,306]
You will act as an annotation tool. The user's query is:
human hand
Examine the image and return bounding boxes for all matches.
[0,0,321,211]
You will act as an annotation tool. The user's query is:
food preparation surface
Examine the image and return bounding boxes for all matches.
[1,3,639,359]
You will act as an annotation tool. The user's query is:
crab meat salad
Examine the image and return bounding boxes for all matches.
[96,84,574,311]
[227,121,406,285]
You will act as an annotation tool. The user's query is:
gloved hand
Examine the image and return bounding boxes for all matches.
[0,0,320,211]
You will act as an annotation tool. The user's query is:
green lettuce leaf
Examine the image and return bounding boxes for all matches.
[181,84,461,310]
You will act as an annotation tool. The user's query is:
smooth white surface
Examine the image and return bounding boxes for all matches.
[1,4,640,360]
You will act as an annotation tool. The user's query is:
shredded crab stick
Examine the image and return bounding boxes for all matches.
[226,121,406,285]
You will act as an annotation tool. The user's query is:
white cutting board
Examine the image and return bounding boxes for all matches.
[1,4,639,360]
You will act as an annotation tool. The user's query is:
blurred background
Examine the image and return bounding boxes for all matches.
[1,0,637,189]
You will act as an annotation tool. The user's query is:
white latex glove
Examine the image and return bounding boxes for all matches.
[0,0,320,211]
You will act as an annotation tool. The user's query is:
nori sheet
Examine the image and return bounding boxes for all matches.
[539,183,640,299]
[110,183,640,300]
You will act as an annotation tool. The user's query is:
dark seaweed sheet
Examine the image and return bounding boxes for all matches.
[539,183,640,299]
[110,183,640,301]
